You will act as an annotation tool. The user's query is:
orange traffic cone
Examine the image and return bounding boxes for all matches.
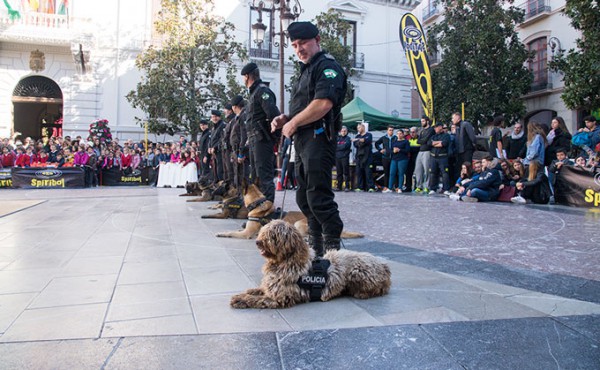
[276,174,284,191]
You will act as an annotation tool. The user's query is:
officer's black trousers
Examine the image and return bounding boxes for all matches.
[294,129,343,239]
[251,138,275,202]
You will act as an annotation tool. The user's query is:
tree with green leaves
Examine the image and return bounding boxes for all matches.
[427,0,532,129]
[126,0,246,140]
[287,10,354,104]
[549,0,600,112]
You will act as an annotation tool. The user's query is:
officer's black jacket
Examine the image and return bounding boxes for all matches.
[198,129,211,160]
[247,79,280,142]
[230,108,248,157]
[209,120,225,152]
[289,51,347,132]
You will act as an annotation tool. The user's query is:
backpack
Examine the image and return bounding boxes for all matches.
[571,132,591,148]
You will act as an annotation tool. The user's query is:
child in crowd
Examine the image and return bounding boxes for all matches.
[14,147,30,167]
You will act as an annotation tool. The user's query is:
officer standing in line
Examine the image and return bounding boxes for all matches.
[229,95,249,189]
[221,104,235,182]
[197,119,212,178]
[241,62,281,203]
[271,21,347,257]
[208,110,225,182]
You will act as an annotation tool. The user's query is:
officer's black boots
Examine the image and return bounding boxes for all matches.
[308,233,324,257]
[324,237,341,252]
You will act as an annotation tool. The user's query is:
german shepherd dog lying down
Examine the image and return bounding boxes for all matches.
[230,220,390,309]
[184,178,228,202]
[216,182,363,239]
[200,180,248,219]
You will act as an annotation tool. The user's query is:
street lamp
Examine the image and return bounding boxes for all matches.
[251,0,303,113]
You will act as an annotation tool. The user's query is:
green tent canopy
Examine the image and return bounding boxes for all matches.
[341,97,419,131]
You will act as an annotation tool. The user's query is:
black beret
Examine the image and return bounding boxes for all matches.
[230,95,244,107]
[211,109,222,117]
[199,119,209,125]
[241,62,258,75]
[434,122,444,127]
[224,103,232,110]
[287,21,319,41]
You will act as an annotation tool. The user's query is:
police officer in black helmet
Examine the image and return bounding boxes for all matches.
[241,62,281,203]
[271,21,347,257]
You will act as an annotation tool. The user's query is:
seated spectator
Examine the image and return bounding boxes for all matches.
[577,115,600,159]
[574,155,597,173]
[499,159,514,186]
[14,146,30,167]
[450,155,501,202]
[1,146,15,168]
[511,159,525,186]
[511,160,551,204]
[450,161,472,193]
[547,148,573,194]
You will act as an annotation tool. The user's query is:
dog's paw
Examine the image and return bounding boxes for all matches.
[230,295,249,309]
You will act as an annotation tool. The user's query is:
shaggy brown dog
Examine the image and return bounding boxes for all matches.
[230,220,391,309]
[216,182,363,239]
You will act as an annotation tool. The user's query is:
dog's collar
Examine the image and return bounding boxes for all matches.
[297,258,330,302]
[246,196,268,212]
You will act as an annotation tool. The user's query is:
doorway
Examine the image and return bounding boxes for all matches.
[12,76,63,141]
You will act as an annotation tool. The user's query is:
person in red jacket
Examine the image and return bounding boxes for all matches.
[1,146,16,168]
[14,147,30,167]
[120,147,132,173]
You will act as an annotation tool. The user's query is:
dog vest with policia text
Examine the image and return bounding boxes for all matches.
[297,258,331,301]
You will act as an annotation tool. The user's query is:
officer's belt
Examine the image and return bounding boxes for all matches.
[297,258,331,302]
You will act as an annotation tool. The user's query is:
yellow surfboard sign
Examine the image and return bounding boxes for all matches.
[400,13,434,122]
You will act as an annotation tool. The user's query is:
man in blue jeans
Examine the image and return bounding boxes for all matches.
[452,155,501,202]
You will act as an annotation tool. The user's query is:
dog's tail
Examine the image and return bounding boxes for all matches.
[341,230,364,239]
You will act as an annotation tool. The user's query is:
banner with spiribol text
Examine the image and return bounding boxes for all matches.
[400,13,434,122]
[11,167,85,189]
[555,165,600,208]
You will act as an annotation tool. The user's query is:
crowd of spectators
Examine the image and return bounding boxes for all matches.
[335,114,600,205]
[0,132,202,187]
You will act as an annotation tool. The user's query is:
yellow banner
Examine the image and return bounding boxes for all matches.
[400,13,434,121]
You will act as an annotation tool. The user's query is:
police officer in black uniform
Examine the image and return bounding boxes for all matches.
[241,62,281,203]
[208,110,225,182]
[229,95,249,189]
[271,21,347,257]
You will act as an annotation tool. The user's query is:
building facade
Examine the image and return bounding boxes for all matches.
[0,0,421,142]
[415,0,583,133]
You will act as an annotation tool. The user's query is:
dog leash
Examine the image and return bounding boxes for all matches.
[278,139,294,220]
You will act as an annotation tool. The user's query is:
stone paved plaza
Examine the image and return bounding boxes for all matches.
[0,187,598,369]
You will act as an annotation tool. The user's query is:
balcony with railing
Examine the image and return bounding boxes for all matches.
[0,8,84,46]
[528,68,553,95]
[422,5,440,24]
[517,0,552,27]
